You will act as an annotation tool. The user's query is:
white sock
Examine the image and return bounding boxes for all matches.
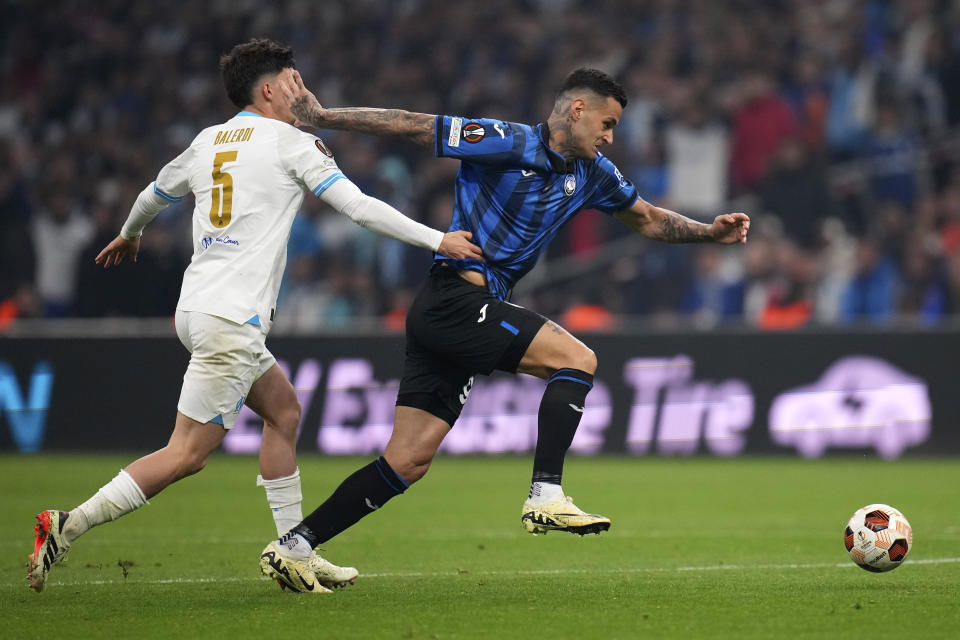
[527,481,564,506]
[277,531,312,560]
[257,468,303,536]
[65,469,148,543]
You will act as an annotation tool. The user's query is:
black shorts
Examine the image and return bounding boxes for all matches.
[396,264,547,426]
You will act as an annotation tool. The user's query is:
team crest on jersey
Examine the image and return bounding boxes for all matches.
[462,123,485,143]
[563,174,577,195]
[314,138,334,157]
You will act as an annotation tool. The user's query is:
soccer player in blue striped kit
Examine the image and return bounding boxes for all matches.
[259,68,750,592]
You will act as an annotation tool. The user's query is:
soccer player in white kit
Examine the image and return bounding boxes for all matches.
[27,38,482,594]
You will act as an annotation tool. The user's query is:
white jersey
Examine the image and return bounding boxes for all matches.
[154,111,343,326]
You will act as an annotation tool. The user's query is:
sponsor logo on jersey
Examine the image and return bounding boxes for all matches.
[200,236,240,251]
[314,138,334,157]
[493,122,505,139]
[563,174,577,195]
[448,117,463,147]
[462,122,485,143]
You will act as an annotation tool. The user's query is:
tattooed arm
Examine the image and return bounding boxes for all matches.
[279,70,435,146]
[615,197,750,244]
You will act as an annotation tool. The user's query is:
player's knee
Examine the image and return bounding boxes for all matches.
[278,400,302,435]
[167,442,210,479]
[262,400,301,440]
[569,345,597,375]
[391,452,435,485]
[181,450,209,477]
[407,459,433,484]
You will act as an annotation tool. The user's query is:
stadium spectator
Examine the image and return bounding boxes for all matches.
[758,137,832,249]
[839,236,901,324]
[30,191,94,317]
[863,102,920,208]
[729,69,798,193]
[897,234,947,324]
[0,139,37,318]
[755,239,819,330]
[664,95,728,218]
[679,244,746,326]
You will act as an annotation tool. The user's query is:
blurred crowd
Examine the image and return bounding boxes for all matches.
[3,0,960,332]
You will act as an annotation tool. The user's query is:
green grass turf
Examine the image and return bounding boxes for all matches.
[1,454,958,639]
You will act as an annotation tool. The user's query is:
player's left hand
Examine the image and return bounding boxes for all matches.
[437,230,485,261]
[95,234,141,268]
[710,213,750,244]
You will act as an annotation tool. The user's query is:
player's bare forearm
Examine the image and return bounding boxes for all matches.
[615,200,711,243]
[649,207,714,243]
[299,105,435,147]
[615,199,750,245]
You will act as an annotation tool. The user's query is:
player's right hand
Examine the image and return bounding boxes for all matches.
[279,69,322,127]
[437,230,484,261]
[95,234,140,268]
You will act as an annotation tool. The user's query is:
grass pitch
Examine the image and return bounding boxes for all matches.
[1,454,958,639]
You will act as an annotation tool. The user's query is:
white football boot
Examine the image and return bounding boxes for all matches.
[260,541,333,593]
[260,541,358,593]
[308,551,359,589]
[521,495,611,536]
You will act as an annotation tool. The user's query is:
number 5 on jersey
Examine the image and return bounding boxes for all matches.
[209,151,237,227]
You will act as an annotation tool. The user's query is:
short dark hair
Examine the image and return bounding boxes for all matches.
[219,38,295,108]
[557,68,627,108]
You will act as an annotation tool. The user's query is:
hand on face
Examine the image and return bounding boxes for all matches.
[277,68,321,126]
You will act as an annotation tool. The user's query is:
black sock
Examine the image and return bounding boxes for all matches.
[292,456,407,547]
[532,368,594,486]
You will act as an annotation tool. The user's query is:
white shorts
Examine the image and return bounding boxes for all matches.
[174,309,276,429]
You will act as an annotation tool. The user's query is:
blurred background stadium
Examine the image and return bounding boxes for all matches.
[3,0,960,332]
[2,0,960,459]
[3,6,959,633]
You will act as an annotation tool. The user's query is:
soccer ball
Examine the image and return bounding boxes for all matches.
[844,504,913,572]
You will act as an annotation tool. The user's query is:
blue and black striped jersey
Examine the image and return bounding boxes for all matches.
[434,115,638,300]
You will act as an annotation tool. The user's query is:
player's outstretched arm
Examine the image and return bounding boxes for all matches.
[319,177,483,260]
[96,180,180,268]
[280,70,436,147]
[615,198,750,245]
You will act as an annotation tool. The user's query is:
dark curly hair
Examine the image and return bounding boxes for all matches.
[557,68,627,108]
[219,38,295,108]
